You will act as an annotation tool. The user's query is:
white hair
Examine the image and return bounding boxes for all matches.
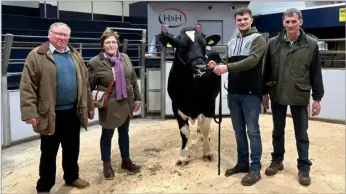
[48,22,71,36]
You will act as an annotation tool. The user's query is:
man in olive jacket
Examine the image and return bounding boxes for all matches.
[19,22,94,193]
[262,8,324,186]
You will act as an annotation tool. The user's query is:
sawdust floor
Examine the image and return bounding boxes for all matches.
[2,115,345,193]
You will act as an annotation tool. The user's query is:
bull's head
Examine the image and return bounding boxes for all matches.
[158,27,221,76]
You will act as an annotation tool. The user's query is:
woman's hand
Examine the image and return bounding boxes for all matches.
[133,101,141,112]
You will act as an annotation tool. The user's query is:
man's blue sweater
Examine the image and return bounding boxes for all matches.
[52,50,78,110]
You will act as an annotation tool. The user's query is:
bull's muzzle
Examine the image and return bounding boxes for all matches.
[192,63,207,78]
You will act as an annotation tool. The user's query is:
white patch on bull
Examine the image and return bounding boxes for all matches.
[185,31,195,42]
[180,124,190,138]
[178,109,189,120]
[197,114,213,157]
[179,124,190,162]
[206,46,211,50]
[189,118,197,125]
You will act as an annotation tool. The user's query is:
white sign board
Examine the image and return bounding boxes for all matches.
[147,2,249,47]
[165,62,174,115]
[215,72,231,116]
[133,79,142,116]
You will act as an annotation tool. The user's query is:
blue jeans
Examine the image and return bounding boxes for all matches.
[100,117,130,162]
[271,103,312,173]
[227,94,262,173]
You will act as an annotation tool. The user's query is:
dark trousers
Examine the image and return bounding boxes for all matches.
[227,94,262,173]
[100,117,130,162]
[36,108,81,192]
[270,103,312,173]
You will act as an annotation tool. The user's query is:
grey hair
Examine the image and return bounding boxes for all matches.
[282,8,303,20]
[48,22,71,35]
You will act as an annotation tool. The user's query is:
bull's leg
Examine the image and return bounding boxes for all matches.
[199,114,213,162]
[176,109,190,166]
[197,114,204,141]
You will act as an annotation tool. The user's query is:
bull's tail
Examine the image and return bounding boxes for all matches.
[213,79,222,176]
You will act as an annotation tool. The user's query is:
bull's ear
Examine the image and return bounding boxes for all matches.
[159,35,177,48]
[205,35,221,47]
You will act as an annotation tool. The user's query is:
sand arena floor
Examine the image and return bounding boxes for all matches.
[2,114,345,193]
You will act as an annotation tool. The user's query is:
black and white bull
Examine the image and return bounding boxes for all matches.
[159,27,222,166]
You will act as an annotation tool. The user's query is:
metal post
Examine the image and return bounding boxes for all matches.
[160,46,166,119]
[91,1,94,21]
[122,39,128,53]
[140,29,147,118]
[137,44,141,62]
[121,1,124,22]
[57,1,60,19]
[79,43,83,56]
[1,34,14,147]
[44,1,47,18]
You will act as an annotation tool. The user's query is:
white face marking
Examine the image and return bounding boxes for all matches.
[185,31,195,42]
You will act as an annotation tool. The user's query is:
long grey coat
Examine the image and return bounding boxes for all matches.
[88,52,141,129]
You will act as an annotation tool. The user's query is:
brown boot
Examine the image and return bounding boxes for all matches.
[121,158,141,173]
[66,178,90,189]
[103,162,115,180]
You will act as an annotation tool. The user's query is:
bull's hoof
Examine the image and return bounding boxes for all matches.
[176,156,190,166]
[176,160,190,166]
[203,155,213,162]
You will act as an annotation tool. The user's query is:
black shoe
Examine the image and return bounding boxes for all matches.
[241,172,261,186]
[265,162,284,176]
[298,171,311,186]
[225,164,249,177]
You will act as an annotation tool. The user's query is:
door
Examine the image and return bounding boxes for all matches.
[197,20,223,45]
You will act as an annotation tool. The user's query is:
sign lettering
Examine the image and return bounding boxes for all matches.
[158,8,187,28]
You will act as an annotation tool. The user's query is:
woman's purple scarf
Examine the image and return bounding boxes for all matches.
[105,51,127,100]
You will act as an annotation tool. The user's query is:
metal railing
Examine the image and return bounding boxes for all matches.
[2,34,14,147]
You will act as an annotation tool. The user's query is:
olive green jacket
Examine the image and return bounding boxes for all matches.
[20,42,94,135]
[88,52,141,129]
[263,29,324,105]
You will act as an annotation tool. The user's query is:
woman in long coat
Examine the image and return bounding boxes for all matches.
[88,29,141,180]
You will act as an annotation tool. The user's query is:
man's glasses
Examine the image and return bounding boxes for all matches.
[50,31,70,38]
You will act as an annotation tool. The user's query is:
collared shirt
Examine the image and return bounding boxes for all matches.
[284,33,300,47]
[49,43,70,53]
